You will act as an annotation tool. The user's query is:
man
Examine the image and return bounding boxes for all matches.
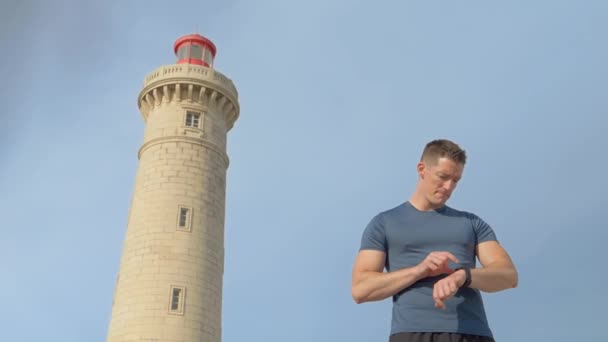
[351,139,518,342]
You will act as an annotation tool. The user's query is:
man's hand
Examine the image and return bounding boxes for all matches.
[433,269,466,309]
[416,251,459,278]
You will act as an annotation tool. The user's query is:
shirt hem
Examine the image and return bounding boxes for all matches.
[390,328,493,338]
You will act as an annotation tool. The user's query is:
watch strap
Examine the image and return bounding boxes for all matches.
[455,267,472,288]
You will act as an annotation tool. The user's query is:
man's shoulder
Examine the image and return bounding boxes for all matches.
[442,206,495,236]
[375,202,408,219]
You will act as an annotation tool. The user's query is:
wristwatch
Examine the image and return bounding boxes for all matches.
[455,267,471,288]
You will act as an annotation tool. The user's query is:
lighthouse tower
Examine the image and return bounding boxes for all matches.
[107,34,239,342]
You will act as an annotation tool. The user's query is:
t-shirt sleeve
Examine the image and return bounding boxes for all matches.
[471,214,498,244]
[359,214,387,252]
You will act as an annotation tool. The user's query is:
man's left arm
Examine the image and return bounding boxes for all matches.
[432,241,518,309]
[469,240,518,292]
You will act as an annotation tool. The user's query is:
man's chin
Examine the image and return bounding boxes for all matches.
[432,197,449,206]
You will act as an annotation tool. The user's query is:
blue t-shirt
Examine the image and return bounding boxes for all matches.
[360,201,497,338]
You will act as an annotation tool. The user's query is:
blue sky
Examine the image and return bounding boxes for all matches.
[1,0,606,341]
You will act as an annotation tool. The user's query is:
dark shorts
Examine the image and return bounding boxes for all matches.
[389,332,495,342]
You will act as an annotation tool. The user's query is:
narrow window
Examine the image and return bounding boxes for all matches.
[177,205,192,231]
[171,288,181,310]
[169,286,186,315]
[185,111,200,128]
[179,207,189,227]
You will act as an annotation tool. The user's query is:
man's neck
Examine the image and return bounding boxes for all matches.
[409,192,443,212]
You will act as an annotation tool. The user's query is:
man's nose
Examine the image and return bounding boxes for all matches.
[443,180,457,192]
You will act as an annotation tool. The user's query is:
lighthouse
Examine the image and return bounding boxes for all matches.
[107,34,240,342]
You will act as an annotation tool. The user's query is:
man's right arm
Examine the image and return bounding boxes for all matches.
[351,250,424,304]
[351,250,459,304]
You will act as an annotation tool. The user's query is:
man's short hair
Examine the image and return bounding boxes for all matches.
[420,139,467,165]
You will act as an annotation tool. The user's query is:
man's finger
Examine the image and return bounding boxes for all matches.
[429,255,441,264]
[436,285,443,299]
[441,284,450,300]
[433,251,459,265]
[444,252,459,264]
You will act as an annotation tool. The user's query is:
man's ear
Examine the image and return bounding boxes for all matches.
[417,161,425,179]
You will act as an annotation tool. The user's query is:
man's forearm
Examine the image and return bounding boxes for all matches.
[470,262,518,292]
[352,266,425,304]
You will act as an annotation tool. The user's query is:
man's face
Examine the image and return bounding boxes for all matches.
[418,157,464,207]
